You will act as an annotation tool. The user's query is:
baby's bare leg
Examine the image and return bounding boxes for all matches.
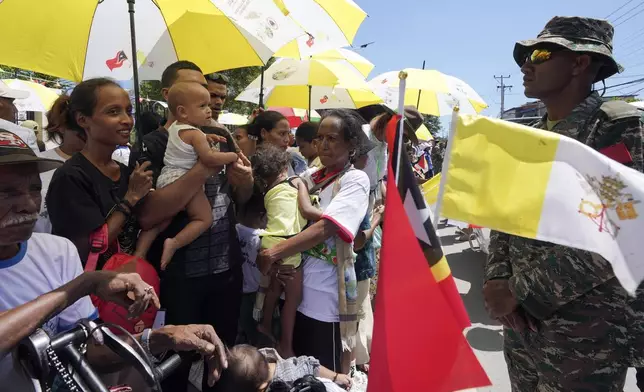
[135,224,164,259]
[160,190,213,270]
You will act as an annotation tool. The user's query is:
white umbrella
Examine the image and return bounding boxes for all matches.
[2,79,61,112]
[219,112,249,126]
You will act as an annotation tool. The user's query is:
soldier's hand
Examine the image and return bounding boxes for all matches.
[483,279,518,318]
[498,311,538,332]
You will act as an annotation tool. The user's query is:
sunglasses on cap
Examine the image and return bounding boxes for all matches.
[205,72,230,84]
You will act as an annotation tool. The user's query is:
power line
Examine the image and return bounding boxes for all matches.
[609,73,644,79]
[606,0,636,19]
[613,1,644,23]
[604,77,644,90]
[616,4,644,26]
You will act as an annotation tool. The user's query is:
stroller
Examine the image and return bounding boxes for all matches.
[453,223,490,255]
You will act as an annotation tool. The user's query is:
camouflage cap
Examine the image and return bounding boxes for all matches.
[513,16,624,82]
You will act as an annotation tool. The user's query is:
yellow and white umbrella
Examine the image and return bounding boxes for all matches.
[2,79,60,113]
[237,58,381,110]
[0,0,304,82]
[219,112,249,126]
[273,0,367,59]
[307,48,374,78]
[369,69,488,116]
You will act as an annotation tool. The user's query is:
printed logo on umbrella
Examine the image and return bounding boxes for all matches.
[306,34,315,48]
[272,66,297,81]
[320,95,329,104]
[106,50,128,71]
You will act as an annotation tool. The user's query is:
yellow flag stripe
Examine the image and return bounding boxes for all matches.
[430,256,451,282]
[442,115,560,238]
[421,173,441,206]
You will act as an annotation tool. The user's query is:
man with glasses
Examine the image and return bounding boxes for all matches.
[205,73,229,123]
[483,17,644,391]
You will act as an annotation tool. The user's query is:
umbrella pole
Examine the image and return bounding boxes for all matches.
[259,63,266,108]
[127,0,143,148]
[416,60,425,109]
[308,85,312,119]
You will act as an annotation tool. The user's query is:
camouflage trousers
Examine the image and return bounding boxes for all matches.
[504,328,628,391]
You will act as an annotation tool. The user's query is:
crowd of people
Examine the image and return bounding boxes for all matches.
[0,58,409,391]
[3,12,644,392]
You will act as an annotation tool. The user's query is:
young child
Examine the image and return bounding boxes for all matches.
[251,145,307,358]
[295,121,321,168]
[216,344,352,392]
[235,191,267,345]
[135,82,239,269]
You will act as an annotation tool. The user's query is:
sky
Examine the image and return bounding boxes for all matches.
[351,0,644,127]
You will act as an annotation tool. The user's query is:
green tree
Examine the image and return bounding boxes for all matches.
[0,64,63,88]
[138,62,273,115]
[424,115,442,138]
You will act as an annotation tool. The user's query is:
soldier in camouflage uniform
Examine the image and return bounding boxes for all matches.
[484,16,644,391]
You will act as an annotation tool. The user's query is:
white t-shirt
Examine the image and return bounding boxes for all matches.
[112,145,131,166]
[34,148,67,234]
[298,169,369,323]
[236,224,263,294]
[0,233,97,390]
[0,118,39,153]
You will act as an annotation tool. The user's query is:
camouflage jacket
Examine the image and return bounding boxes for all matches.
[486,92,644,364]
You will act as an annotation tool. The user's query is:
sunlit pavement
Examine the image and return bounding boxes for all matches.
[440,224,639,392]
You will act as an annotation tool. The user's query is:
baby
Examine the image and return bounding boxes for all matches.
[215,344,351,392]
[135,82,239,269]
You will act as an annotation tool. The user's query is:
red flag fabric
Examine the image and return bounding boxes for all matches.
[368,163,490,391]
[383,115,470,329]
[106,50,128,71]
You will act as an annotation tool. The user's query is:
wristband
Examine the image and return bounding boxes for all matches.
[332,373,338,382]
[120,198,135,210]
[114,203,132,217]
[140,328,163,363]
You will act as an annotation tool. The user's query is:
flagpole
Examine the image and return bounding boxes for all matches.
[127,0,142,147]
[395,71,408,185]
[433,107,459,229]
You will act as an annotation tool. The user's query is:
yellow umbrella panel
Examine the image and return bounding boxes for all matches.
[273,0,367,59]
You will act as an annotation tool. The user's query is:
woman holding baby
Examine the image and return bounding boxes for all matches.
[257,109,371,374]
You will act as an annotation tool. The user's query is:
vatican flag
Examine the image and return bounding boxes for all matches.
[435,114,644,294]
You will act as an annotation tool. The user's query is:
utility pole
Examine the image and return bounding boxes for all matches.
[494,75,512,117]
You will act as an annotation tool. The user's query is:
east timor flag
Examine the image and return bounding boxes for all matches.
[384,115,470,330]
[368,116,489,391]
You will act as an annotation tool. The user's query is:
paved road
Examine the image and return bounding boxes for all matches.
[440,224,639,391]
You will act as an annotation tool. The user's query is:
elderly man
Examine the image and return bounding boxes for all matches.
[484,17,644,391]
[0,130,228,391]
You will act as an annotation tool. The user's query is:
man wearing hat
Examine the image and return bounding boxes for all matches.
[0,81,39,153]
[0,129,233,390]
[483,17,644,391]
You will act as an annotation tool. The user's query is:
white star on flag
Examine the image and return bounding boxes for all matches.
[403,190,431,245]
